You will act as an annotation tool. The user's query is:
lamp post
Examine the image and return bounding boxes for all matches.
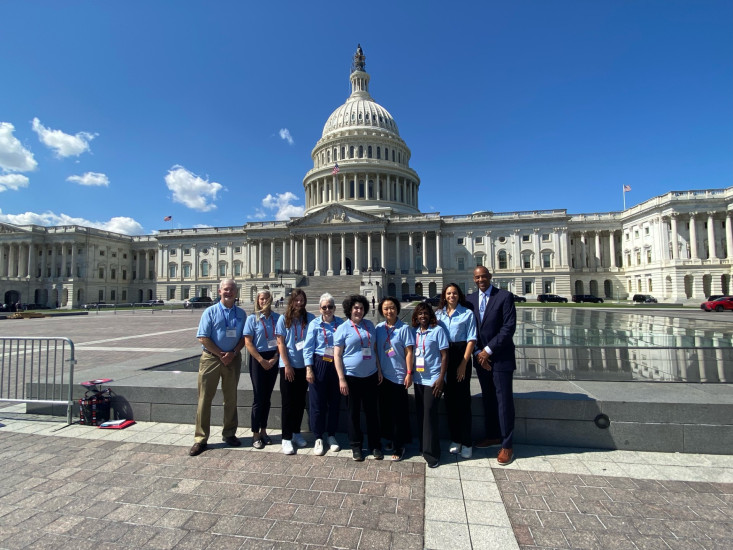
[280,274,283,286]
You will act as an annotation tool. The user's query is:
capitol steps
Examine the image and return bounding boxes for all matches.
[296,274,361,305]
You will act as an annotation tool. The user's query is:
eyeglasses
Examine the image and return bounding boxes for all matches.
[321,305,335,310]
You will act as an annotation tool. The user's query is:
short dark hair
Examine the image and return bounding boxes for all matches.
[378,296,401,317]
[342,294,369,318]
[411,302,438,328]
[438,283,468,310]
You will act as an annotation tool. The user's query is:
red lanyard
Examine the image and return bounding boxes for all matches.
[259,315,276,339]
[385,324,396,347]
[321,319,339,345]
[350,320,371,348]
[295,320,305,342]
[416,329,428,356]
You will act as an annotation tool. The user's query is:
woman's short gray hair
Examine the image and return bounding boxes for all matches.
[319,292,334,306]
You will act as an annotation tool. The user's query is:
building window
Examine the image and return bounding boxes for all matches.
[542,233,551,242]
[498,250,508,269]
[169,265,177,278]
[498,236,506,243]
[123,253,127,259]
[218,263,227,277]
[542,252,551,268]
[524,280,532,294]
[522,253,531,269]
[202,248,208,254]
[522,235,531,242]
[457,238,464,245]
[219,247,226,254]
[636,251,641,265]
[647,250,652,263]
[99,250,105,256]
[358,145,363,158]
[121,290,127,301]
[349,146,354,158]
[235,246,241,254]
[645,226,650,235]
[234,263,242,276]
[111,290,116,301]
[111,252,117,258]
[98,267,104,279]
[183,264,191,278]
[634,230,639,238]
[170,249,177,256]
[625,233,629,241]
[111,268,116,279]
[475,255,484,267]
[376,147,381,159]
[201,260,209,277]
[475,237,483,244]
[368,146,372,158]
[457,257,465,271]
[182,286,190,299]
[168,287,176,300]
[122,270,127,280]
[184,248,190,255]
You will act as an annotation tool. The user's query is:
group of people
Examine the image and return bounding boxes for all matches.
[190,265,517,468]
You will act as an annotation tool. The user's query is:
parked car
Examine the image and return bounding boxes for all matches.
[701,296,733,312]
[82,301,106,310]
[425,295,441,306]
[537,294,568,303]
[183,296,213,309]
[146,299,164,306]
[511,294,527,303]
[401,293,427,302]
[706,295,725,302]
[572,294,604,303]
[632,294,657,303]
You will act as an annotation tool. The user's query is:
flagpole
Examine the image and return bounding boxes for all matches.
[623,186,626,210]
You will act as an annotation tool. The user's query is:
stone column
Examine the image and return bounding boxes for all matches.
[269,240,275,278]
[580,233,587,268]
[689,213,698,259]
[340,233,346,275]
[436,231,442,273]
[422,232,427,272]
[59,245,67,278]
[327,234,333,276]
[314,237,321,276]
[594,232,601,268]
[257,241,263,277]
[302,236,307,275]
[395,233,401,275]
[670,214,679,260]
[609,230,616,268]
[707,212,717,260]
[726,213,733,260]
[367,232,372,271]
[408,233,415,274]
[192,244,198,281]
[380,232,386,272]
[353,233,360,275]
[486,231,494,272]
[245,241,251,275]
[50,244,57,279]
[0,243,6,277]
[70,244,77,279]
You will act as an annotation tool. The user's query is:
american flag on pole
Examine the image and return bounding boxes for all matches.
[332,163,340,175]
[623,185,631,192]
[163,215,172,221]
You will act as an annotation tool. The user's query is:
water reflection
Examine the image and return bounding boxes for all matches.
[515,309,732,383]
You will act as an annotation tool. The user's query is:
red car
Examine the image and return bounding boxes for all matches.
[701,296,733,312]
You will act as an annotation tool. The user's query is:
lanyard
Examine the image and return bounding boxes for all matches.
[219,303,237,328]
[385,324,396,347]
[350,320,371,349]
[320,318,339,345]
[294,320,305,342]
[416,328,429,356]
[259,314,275,339]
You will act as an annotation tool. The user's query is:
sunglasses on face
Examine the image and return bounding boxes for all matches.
[321,305,335,310]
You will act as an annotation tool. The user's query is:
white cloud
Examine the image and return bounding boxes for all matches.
[279,128,294,145]
[0,173,30,192]
[193,224,212,228]
[0,122,37,172]
[66,172,110,186]
[0,209,144,235]
[31,117,97,158]
[165,165,223,212]
[260,192,304,220]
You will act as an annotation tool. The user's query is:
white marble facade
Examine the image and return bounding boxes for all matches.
[1,48,731,308]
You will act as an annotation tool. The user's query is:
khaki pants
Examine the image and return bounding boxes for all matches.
[194,352,242,444]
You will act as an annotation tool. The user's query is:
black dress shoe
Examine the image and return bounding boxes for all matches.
[223,435,241,447]
[189,442,207,456]
[372,448,384,460]
[352,449,364,462]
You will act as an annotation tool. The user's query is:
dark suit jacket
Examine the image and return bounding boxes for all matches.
[466,286,517,372]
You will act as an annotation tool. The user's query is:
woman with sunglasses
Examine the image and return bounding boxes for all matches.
[333,294,383,461]
[243,290,280,449]
[276,289,315,455]
[435,283,477,459]
[303,293,343,456]
[411,302,449,468]
[375,296,414,461]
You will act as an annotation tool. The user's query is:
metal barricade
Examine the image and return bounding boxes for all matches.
[0,337,76,424]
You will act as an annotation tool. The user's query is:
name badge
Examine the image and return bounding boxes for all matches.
[386,346,396,358]
[362,347,372,359]
[295,341,305,351]
[416,356,425,372]
[267,338,277,349]
[226,329,237,338]
[323,346,334,362]
[415,348,422,357]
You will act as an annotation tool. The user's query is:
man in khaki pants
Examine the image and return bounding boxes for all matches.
[189,279,247,456]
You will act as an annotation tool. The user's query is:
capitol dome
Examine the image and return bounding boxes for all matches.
[303,45,420,216]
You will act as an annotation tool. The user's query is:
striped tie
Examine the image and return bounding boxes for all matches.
[479,292,487,320]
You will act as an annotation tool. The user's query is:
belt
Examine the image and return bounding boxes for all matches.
[202,349,238,356]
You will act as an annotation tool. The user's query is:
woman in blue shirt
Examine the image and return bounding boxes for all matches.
[411,302,449,468]
[304,292,343,456]
[276,289,315,455]
[435,283,477,459]
[375,296,414,461]
[333,294,383,462]
[244,290,281,449]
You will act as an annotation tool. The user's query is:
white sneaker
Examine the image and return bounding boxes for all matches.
[327,435,341,452]
[281,439,295,455]
[292,433,307,448]
[449,442,462,454]
[314,438,326,456]
[461,446,473,459]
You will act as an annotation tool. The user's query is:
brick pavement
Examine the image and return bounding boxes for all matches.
[0,430,424,550]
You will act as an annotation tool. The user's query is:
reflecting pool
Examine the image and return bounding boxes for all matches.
[515,309,732,383]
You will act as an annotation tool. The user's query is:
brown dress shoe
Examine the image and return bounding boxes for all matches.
[222,435,241,447]
[497,447,514,465]
[189,442,207,456]
[475,438,502,448]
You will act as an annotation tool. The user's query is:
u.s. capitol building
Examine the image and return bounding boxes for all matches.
[1,46,731,309]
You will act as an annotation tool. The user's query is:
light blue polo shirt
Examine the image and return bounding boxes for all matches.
[435,305,477,343]
[244,311,281,351]
[411,325,449,386]
[196,302,247,353]
[276,313,315,369]
[376,320,415,384]
[334,318,377,378]
[303,315,343,366]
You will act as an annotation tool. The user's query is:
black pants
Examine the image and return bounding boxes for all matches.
[280,367,307,440]
[443,341,472,447]
[249,350,279,432]
[475,365,515,449]
[346,372,381,451]
[414,383,441,465]
[308,354,341,439]
[378,377,411,451]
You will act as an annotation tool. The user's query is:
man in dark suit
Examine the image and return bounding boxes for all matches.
[466,266,517,465]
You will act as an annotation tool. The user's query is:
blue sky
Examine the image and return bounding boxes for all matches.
[0,1,730,235]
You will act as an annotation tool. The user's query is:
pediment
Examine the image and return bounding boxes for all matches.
[0,222,30,235]
[288,205,385,228]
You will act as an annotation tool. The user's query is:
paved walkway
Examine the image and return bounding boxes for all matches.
[1,407,731,549]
